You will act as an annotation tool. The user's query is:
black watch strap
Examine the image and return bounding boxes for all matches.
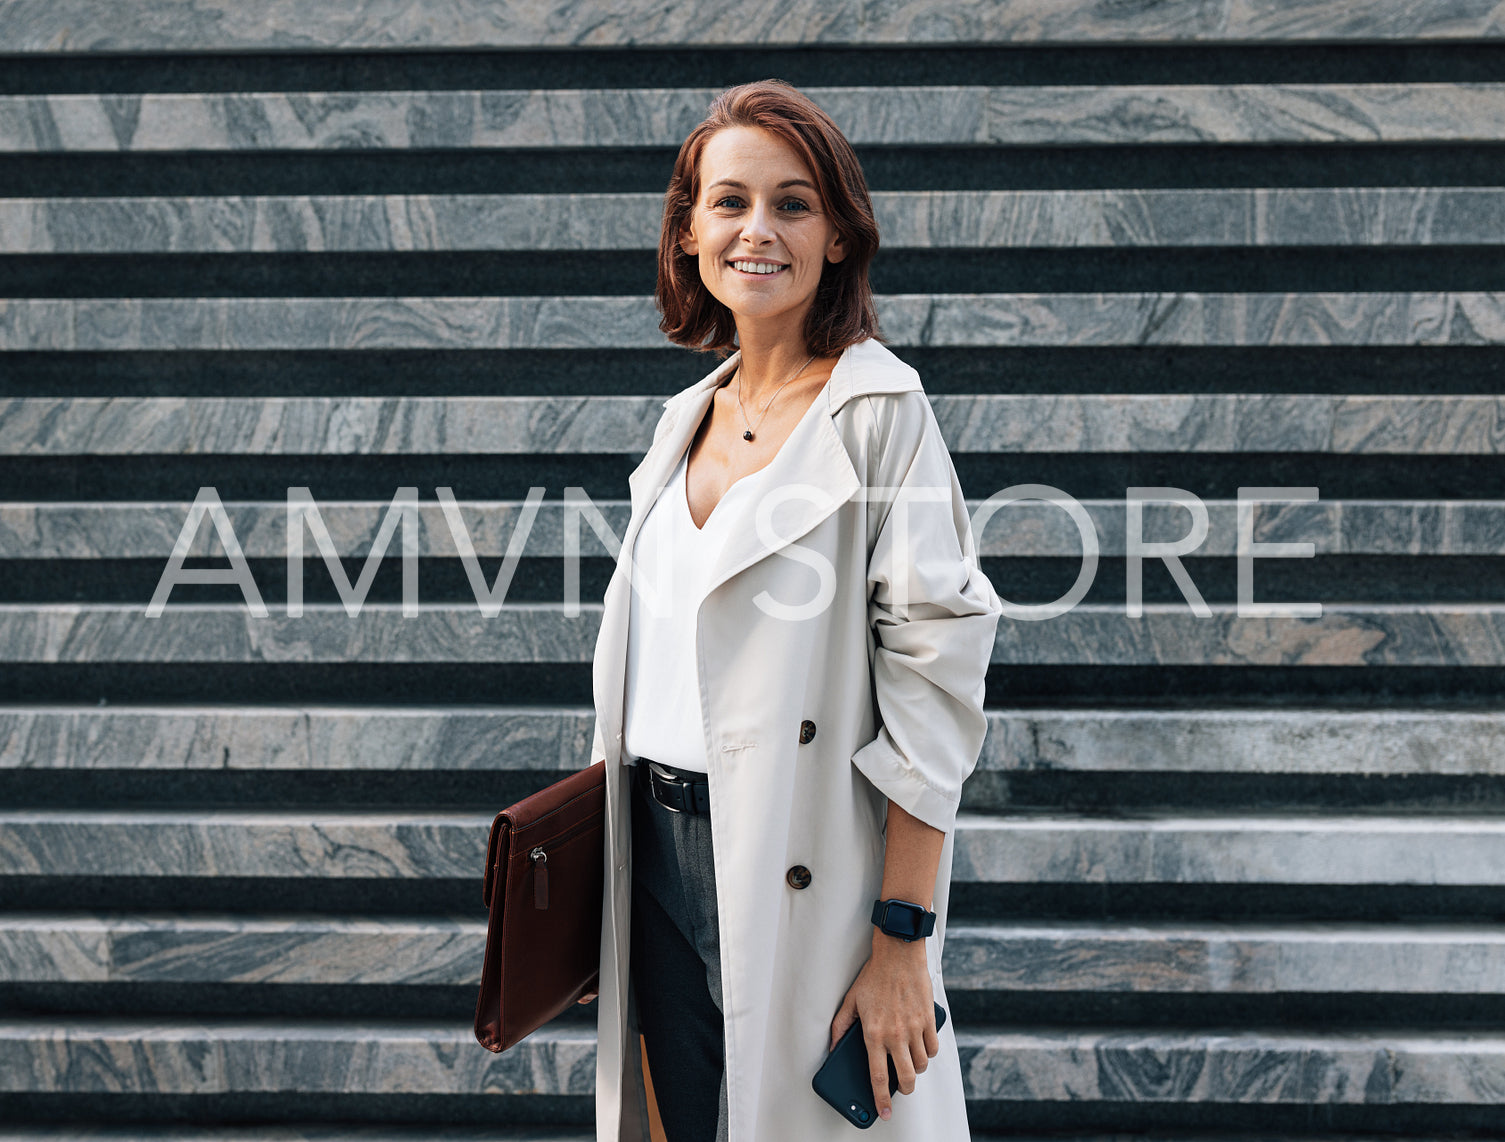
[870,897,936,942]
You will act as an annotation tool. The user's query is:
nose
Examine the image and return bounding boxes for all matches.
[739,198,777,246]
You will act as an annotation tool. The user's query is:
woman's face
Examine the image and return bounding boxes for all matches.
[679,125,848,330]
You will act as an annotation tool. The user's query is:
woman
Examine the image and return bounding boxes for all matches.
[582,79,1003,1142]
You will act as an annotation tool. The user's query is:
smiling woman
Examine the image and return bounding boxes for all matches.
[585,79,1000,1142]
[655,81,881,369]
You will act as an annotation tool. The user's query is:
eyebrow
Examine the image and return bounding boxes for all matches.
[706,178,817,193]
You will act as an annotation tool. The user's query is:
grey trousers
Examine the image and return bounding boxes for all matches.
[629,760,731,1142]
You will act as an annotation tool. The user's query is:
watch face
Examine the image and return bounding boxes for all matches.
[885,902,924,938]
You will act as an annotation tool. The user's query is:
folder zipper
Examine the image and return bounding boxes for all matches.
[527,814,596,910]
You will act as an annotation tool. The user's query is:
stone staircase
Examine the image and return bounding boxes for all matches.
[2,2,1504,1138]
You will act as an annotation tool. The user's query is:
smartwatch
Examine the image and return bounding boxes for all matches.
[870,897,936,942]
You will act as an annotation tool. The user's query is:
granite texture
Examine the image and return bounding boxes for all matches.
[949,813,1505,886]
[932,394,1505,454]
[954,1026,1505,1103]
[0,396,667,455]
[14,188,1505,252]
[944,921,1505,994]
[0,194,663,254]
[0,810,489,879]
[5,603,1505,666]
[0,1136,1445,1142]
[0,1131,595,1141]
[874,188,1505,250]
[0,705,596,772]
[0,1130,596,1141]
[874,292,1505,348]
[990,604,1505,667]
[0,604,601,664]
[0,915,484,985]
[8,914,1504,994]
[0,3,1498,1132]
[0,1136,1462,1142]
[3,85,1503,152]
[970,498,1505,557]
[5,806,1505,889]
[4,499,1502,560]
[980,710,1505,776]
[0,500,634,559]
[0,0,1499,51]
[5,393,1502,455]
[7,809,1497,885]
[4,294,1505,350]
[0,1019,596,1095]
[982,83,1505,145]
[3,1017,1504,1104]
[2,706,1500,777]
[0,296,669,351]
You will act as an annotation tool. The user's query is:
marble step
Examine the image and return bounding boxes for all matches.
[0,1018,596,1097]
[4,294,1502,350]
[6,914,1505,993]
[946,921,1505,994]
[8,188,1505,253]
[0,1132,595,1142]
[4,393,1502,456]
[3,84,1505,151]
[2,706,1500,778]
[0,1135,1461,1142]
[2,810,1503,886]
[2,1016,1504,1105]
[5,498,1503,560]
[5,0,1502,52]
[2,602,1503,667]
[3,0,1499,52]
[0,1137,1462,1142]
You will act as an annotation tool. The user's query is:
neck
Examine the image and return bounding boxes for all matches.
[731,322,817,405]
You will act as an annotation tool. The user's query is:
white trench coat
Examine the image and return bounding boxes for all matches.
[590,336,1004,1142]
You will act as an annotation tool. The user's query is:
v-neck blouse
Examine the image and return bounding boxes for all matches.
[621,448,774,772]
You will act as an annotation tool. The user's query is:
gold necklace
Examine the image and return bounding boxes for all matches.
[733,352,816,442]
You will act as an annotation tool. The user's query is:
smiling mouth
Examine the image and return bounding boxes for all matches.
[728,260,789,276]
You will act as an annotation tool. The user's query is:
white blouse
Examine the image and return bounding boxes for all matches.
[621,447,773,772]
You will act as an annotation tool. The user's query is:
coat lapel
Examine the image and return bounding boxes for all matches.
[599,338,923,753]
[623,337,923,592]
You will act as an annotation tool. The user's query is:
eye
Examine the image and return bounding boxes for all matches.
[707,195,812,212]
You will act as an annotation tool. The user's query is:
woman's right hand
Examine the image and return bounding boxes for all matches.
[578,991,599,1004]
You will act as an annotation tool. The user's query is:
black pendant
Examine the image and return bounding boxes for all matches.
[743,430,754,441]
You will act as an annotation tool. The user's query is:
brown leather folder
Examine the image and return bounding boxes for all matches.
[474,758,606,1053]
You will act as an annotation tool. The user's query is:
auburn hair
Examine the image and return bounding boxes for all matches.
[655,79,884,358]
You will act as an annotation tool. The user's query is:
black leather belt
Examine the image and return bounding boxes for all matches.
[639,757,711,816]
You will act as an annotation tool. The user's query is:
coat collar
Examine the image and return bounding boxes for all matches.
[622,337,921,603]
[657,335,921,420]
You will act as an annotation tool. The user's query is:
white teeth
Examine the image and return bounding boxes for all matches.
[731,261,785,274]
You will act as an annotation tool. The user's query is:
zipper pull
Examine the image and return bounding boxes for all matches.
[531,845,548,909]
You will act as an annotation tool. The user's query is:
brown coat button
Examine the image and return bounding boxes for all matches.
[786,864,812,890]
[799,719,817,744]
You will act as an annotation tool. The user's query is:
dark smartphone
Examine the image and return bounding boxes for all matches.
[811,1002,947,1128]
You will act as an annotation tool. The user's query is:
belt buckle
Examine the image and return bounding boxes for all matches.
[647,760,687,814]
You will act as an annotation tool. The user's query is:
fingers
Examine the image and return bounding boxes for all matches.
[864,1026,894,1121]
[829,992,857,1052]
[576,991,598,1004]
[866,1014,938,1120]
[892,1036,919,1095]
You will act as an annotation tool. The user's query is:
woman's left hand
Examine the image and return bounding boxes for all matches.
[828,933,938,1122]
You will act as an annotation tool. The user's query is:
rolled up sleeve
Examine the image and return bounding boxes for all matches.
[849,390,1004,836]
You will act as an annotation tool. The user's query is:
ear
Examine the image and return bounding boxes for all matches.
[825,230,849,265]
[679,222,699,258]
